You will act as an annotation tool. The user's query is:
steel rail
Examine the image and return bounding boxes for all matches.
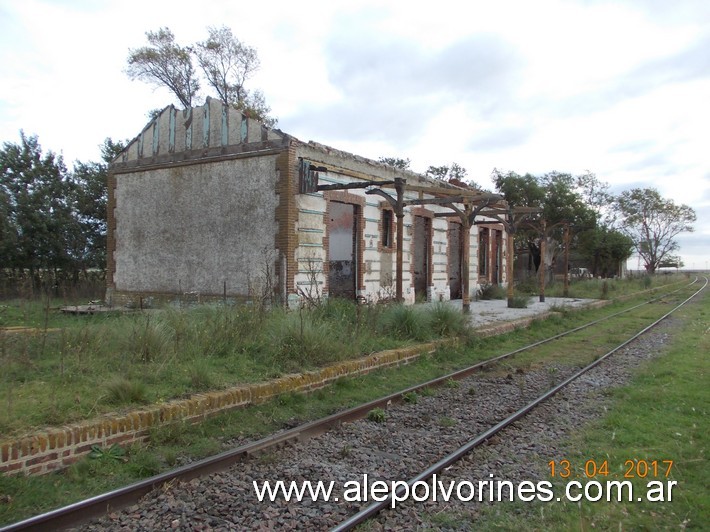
[332,276,708,531]
[1,279,701,532]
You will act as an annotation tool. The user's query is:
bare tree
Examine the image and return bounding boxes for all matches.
[615,188,696,273]
[126,28,200,109]
[194,26,259,107]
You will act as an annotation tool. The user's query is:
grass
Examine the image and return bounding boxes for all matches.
[542,272,685,300]
[507,294,530,308]
[367,408,387,423]
[402,391,419,404]
[0,274,699,527]
[105,377,148,405]
[0,278,692,439]
[477,283,507,300]
[455,280,709,530]
[0,298,467,436]
[439,416,457,427]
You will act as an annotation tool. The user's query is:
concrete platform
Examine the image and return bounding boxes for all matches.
[428,297,600,329]
[59,304,126,314]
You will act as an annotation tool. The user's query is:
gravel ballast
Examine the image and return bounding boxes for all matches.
[77,309,683,531]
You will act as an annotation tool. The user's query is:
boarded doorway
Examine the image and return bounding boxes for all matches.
[448,222,463,299]
[413,215,431,301]
[328,201,357,299]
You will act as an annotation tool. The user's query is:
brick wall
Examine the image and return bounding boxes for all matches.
[276,145,298,296]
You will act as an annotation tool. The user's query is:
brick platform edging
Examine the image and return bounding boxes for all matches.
[0,299,613,477]
[0,341,446,476]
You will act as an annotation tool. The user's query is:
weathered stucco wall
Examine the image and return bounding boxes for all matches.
[113,155,279,297]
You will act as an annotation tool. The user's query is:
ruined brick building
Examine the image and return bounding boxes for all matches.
[107,98,508,307]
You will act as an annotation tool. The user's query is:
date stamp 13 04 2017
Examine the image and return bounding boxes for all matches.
[548,459,674,479]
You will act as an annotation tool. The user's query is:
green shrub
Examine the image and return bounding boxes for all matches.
[270,312,346,369]
[88,443,126,462]
[508,295,530,308]
[439,416,457,427]
[477,283,506,300]
[380,304,430,341]
[515,276,539,295]
[313,298,358,324]
[126,450,162,477]
[188,361,214,391]
[402,391,418,404]
[124,316,172,363]
[104,377,148,405]
[150,419,189,446]
[63,326,108,362]
[429,303,466,337]
[185,305,262,358]
[445,377,460,389]
[367,407,387,423]
[600,280,609,299]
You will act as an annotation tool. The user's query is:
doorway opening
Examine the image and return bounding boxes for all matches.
[328,201,358,299]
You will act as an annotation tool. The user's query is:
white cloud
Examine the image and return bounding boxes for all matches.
[0,0,708,268]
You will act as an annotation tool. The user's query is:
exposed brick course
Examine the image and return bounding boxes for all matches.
[0,340,443,476]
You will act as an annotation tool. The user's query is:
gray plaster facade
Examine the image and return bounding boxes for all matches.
[112,158,278,295]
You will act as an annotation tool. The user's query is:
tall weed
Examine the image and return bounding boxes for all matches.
[123,316,172,363]
[380,304,431,341]
[477,283,506,300]
[269,312,348,369]
[429,303,466,337]
[104,377,148,405]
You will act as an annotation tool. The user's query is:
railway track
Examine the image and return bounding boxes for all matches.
[334,277,707,530]
[2,278,705,531]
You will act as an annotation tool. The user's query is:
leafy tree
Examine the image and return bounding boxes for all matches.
[1,134,126,290]
[235,89,277,127]
[576,171,613,221]
[577,226,634,278]
[614,188,696,273]
[492,169,598,275]
[541,172,597,230]
[0,172,16,265]
[0,133,76,282]
[127,26,277,126]
[126,27,200,108]
[378,156,411,170]
[658,256,683,269]
[70,138,126,271]
[426,162,483,190]
[492,169,544,208]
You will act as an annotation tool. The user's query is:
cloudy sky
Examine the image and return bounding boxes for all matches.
[1,0,708,270]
